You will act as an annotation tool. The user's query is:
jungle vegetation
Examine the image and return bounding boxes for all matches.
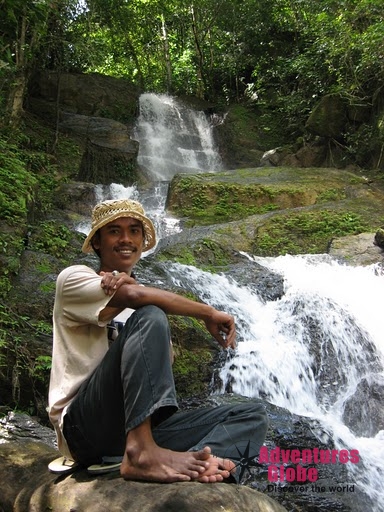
[1,0,383,128]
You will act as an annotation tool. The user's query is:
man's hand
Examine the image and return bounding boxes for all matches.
[100,271,137,295]
[204,310,236,349]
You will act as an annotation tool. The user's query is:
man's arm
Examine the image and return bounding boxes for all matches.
[102,280,236,349]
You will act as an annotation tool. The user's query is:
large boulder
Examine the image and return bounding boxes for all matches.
[28,71,140,123]
[306,94,348,139]
[329,232,384,266]
[0,413,287,512]
[58,113,141,185]
[0,403,374,512]
[166,167,384,259]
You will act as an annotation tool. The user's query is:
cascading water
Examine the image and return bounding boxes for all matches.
[164,256,384,510]
[77,93,222,244]
[133,92,222,180]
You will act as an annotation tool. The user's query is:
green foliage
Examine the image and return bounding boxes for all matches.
[31,355,52,380]
[0,138,37,222]
[1,0,383,169]
[317,189,345,202]
[0,303,52,413]
[162,239,232,273]
[344,123,379,167]
[29,221,72,259]
[254,211,368,256]
[0,233,24,294]
[170,177,284,225]
[0,128,70,297]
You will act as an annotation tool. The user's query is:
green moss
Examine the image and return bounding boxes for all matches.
[254,211,368,256]
[173,349,213,398]
[38,281,56,293]
[317,188,346,202]
[0,138,37,223]
[159,239,234,273]
[169,177,293,225]
[0,230,25,299]
[0,304,52,416]
[28,221,80,261]
[167,170,360,227]
[226,104,289,151]
[167,312,216,397]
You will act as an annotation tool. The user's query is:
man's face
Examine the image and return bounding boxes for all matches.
[92,217,145,274]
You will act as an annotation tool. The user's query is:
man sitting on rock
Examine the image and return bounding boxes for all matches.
[48,198,268,482]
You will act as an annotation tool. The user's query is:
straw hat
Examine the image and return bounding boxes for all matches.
[82,199,157,253]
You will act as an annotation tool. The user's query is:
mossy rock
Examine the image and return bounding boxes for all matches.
[253,209,370,256]
[158,238,244,272]
[215,103,295,168]
[168,315,219,398]
[306,94,348,139]
[167,167,366,227]
[0,222,26,297]
[210,196,384,257]
[166,167,384,257]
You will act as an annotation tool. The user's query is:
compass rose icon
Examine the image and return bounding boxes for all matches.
[224,440,261,483]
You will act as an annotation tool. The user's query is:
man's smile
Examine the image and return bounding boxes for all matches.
[117,248,134,254]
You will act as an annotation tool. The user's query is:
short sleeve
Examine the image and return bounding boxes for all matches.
[57,265,113,327]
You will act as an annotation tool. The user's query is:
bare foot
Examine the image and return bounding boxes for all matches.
[120,418,235,483]
[196,452,236,483]
[121,444,233,483]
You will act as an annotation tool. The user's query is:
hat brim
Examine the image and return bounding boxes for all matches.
[81,211,157,253]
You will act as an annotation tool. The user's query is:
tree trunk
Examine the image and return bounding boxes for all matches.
[5,14,28,127]
[161,16,173,93]
[190,5,205,99]
[5,71,27,128]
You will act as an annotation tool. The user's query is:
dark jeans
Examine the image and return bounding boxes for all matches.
[64,305,268,471]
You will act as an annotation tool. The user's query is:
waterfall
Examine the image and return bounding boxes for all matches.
[164,256,384,509]
[77,93,222,243]
[133,93,222,180]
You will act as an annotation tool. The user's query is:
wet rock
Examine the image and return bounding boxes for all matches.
[374,227,384,249]
[58,113,141,185]
[28,71,139,121]
[342,374,384,437]
[223,260,284,302]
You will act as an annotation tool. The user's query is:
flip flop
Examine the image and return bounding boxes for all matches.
[48,456,79,474]
[87,455,123,475]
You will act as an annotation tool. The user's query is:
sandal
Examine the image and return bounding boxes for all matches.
[48,456,79,474]
[87,455,123,475]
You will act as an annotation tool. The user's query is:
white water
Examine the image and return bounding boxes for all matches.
[133,93,222,180]
[164,256,384,509]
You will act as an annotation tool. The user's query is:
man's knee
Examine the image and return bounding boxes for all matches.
[231,400,269,432]
[126,305,171,351]
[134,304,167,325]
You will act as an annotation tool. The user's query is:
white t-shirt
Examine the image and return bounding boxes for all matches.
[48,265,134,458]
